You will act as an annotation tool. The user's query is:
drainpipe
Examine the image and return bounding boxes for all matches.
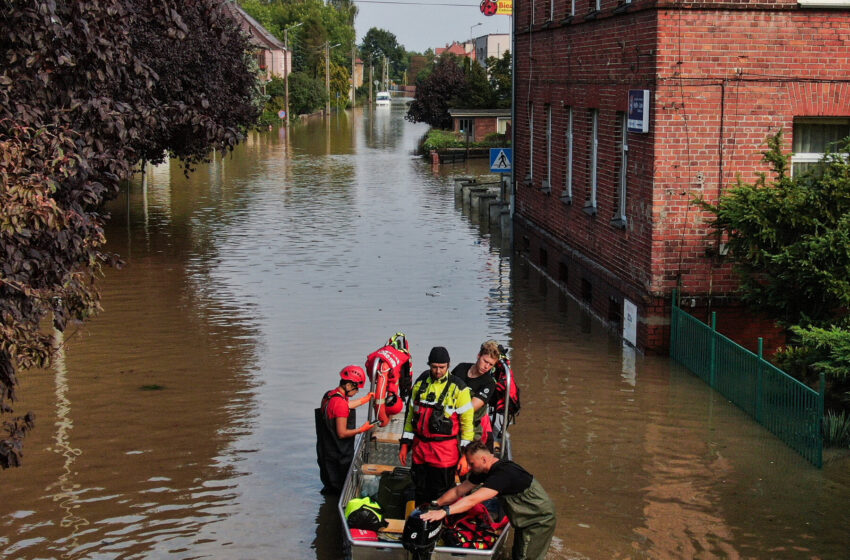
[510,10,516,218]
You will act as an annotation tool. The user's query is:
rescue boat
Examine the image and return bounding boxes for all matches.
[339,334,515,560]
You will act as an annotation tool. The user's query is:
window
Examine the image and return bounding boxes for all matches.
[586,109,598,213]
[459,118,474,141]
[792,118,850,176]
[544,105,552,192]
[613,112,628,226]
[595,0,601,11]
[563,106,573,202]
[570,0,576,16]
[798,0,850,6]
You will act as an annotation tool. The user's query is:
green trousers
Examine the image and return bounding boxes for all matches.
[502,478,557,560]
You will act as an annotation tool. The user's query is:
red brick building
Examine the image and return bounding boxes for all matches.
[513,0,850,353]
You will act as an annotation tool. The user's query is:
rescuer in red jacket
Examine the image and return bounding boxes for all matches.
[398,346,474,505]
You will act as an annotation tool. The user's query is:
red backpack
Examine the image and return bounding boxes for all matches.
[441,503,498,550]
[488,347,520,426]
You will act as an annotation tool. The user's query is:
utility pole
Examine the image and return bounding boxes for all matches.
[325,42,341,116]
[369,64,373,105]
[284,22,303,128]
[325,42,330,116]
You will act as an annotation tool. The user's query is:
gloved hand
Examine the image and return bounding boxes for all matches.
[350,392,376,408]
[456,454,469,477]
[398,443,409,466]
[357,421,375,434]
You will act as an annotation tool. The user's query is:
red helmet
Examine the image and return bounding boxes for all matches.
[340,365,366,388]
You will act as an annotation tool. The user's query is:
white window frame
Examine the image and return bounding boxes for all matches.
[791,117,850,176]
[563,106,573,202]
[544,104,552,191]
[570,0,576,16]
[595,0,601,11]
[549,0,555,20]
[587,109,598,211]
[616,113,628,223]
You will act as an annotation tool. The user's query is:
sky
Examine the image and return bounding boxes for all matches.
[353,0,512,54]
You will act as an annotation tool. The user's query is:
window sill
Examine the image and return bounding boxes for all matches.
[582,204,597,216]
[584,10,600,21]
[541,180,551,194]
[798,0,850,7]
[613,2,630,14]
[560,15,574,24]
[560,194,572,205]
[610,217,627,229]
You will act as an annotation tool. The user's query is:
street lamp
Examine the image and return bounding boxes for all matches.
[325,42,341,116]
[284,21,303,128]
[470,22,483,41]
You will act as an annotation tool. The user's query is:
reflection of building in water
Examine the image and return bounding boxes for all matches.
[45,330,90,552]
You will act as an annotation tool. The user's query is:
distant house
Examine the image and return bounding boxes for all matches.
[436,41,475,61]
[472,34,510,67]
[223,2,291,81]
[448,108,511,142]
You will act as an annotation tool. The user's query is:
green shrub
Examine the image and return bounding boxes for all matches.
[422,129,464,151]
[823,411,850,448]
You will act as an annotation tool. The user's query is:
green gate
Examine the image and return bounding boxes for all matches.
[670,290,824,468]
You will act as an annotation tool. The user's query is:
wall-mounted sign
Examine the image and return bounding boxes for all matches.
[627,89,650,133]
[623,298,638,347]
[480,0,511,16]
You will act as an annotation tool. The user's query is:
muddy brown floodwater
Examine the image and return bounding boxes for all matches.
[2,106,849,560]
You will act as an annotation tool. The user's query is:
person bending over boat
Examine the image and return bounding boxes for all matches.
[420,441,556,560]
[399,346,474,505]
[451,340,499,451]
[316,365,375,494]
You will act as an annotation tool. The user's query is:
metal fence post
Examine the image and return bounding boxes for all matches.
[756,337,763,423]
[670,289,678,360]
[817,372,825,468]
[709,312,717,389]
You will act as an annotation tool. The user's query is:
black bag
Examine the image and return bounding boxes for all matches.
[376,467,414,519]
[402,508,443,560]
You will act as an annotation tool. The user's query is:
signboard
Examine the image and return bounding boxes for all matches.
[278,110,286,119]
[627,89,650,133]
[490,148,512,173]
[480,0,511,15]
[623,298,637,347]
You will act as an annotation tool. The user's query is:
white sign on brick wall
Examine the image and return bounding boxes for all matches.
[623,298,638,347]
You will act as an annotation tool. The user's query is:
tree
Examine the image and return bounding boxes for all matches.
[453,58,496,109]
[0,0,259,469]
[695,132,850,328]
[406,56,466,128]
[487,51,512,108]
[287,72,327,115]
[360,27,408,83]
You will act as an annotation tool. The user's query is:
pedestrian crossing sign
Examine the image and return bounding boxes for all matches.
[490,148,512,173]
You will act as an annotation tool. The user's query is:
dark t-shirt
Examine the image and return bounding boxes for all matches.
[452,363,496,405]
[468,460,533,496]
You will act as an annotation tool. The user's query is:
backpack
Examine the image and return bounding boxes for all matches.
[441,503,498,550]
[488,346,520,426]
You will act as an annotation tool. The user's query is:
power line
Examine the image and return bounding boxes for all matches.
[352,0,478,6]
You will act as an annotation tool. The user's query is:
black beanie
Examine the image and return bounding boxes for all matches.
[428,346,450,364]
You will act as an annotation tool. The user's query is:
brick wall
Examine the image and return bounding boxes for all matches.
[514,1,850,351]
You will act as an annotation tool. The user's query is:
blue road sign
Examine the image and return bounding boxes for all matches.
[490,148,512,173]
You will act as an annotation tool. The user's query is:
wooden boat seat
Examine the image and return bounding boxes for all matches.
[378,518,405,534]
[360,463,396,476]
[372,432,402,444]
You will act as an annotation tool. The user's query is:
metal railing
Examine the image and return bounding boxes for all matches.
[670,290,824,467]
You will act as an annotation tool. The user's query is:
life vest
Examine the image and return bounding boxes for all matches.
[365,333,412,426]
[344,496,387,532]
[442,503,499,550]
[489,354,520,430]
[411,375,459,442]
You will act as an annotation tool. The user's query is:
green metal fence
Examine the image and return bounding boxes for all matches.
[670,290,824,468]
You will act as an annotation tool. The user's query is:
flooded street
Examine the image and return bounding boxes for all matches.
[2,106,849,560]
